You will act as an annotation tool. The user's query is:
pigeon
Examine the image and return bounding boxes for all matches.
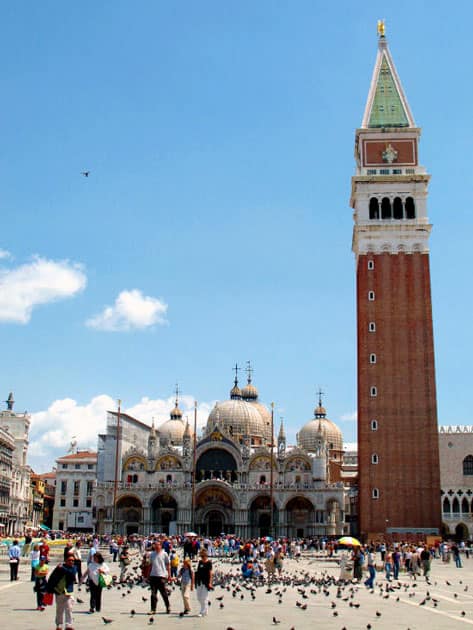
[376,611,381,617]
[272,617,281,625]
[102,618,114,625]
[81,171,90,177]
[76,598,84,604]
[461,612,466,617]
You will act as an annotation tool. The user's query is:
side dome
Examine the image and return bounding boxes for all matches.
[241,383,258,400]
[297,401,343,452]
[159,418,186,446]
[206,399,266,442]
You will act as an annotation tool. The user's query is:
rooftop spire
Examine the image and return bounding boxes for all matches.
[246,360,253,384]
[361,21,415,129]
[230,363,242,399]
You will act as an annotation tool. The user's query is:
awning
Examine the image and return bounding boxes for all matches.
[39,524,51,531]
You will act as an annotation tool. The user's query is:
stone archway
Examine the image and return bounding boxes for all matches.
[195,486,234,535]
[196,448,238,482]
[249,495,277,538]
[116,495,143,535]
[285,496,314,538]
[150,494,178,534]
[455,522,469,541]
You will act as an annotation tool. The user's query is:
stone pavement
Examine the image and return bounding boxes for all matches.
[1,549,473,629]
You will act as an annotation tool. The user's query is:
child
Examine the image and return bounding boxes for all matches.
[178,558,194,616]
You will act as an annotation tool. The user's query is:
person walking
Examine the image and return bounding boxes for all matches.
[148,540,171,614]
[8,539,21,581]
[195,548,213,617]
[47,553,76,630]
[119,544,130,582]
[384,549,393,582]
[178,557,194,616]
[30,543,41,581]
[452,543,463,568]
[34,556,49,611]
[87,552,110,614]
[72,541,83,584]
[364,547,376,589]
[420,546,431,580]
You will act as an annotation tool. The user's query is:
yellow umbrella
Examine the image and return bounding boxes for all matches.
[338,536,361,546]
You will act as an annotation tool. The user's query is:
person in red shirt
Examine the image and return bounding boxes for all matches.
[39,538,50,562]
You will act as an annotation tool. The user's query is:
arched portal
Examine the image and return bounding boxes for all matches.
[195,486,234,536]
[285,496,315,538]
[116,495,143,535]
[196,448,238,482]
[249,495,277,538]
[151,494,178,535]
[455,522,469,541]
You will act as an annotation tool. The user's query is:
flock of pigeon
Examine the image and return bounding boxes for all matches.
[72,553,471,628]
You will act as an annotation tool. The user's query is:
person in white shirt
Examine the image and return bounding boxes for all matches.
[148,541,171,614]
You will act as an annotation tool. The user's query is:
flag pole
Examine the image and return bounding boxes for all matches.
[112,399,121,535]
[191,401,197,532]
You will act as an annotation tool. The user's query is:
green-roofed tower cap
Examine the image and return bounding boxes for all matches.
[362,30,415,129]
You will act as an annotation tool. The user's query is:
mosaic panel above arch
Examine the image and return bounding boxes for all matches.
[284,456,311,472]
[196,486,233,509]
[155,455,182,471]
[123,455,147,472]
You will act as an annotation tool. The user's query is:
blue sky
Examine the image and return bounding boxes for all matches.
[1,2,472,471]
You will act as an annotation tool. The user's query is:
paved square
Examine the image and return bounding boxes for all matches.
[1,550,473,629]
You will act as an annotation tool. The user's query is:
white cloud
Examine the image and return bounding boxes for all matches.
[28,393,214,473]
[343,442,358,452]
[340,410,357,422]
[86,289,168,331]
[0,256,86,323]
[0,249,11,259]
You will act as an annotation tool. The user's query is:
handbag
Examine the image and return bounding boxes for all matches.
[42,592,54,606]
[98,573,113,588]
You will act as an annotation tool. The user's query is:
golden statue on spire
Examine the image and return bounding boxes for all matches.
[377,19,386,37]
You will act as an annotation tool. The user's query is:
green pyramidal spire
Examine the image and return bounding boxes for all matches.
[368,56,409,128]
[362,29,415,129]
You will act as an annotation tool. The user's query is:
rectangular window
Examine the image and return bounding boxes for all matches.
[86,499,92,508]
[60,498,66,507]
[370,353,377,364]
[369,322,376,332]
[368,291,375,301]
[88,464,93,470]
[75,464,81,470]
[392,169,402,174]
[73,499,79,507]
[74,480,80,496]
[60,481,67,495]
[367,260,374,270]
[86,481,93,496]
[77,515,84,523]
[367,169,377,175]
[406,168,415,174]
[380,168,390,175]
[62,464,68,469]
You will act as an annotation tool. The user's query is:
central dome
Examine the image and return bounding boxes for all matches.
[206,399,266,442]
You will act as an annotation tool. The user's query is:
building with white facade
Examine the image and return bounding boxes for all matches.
[0,393,33,534]
[52,449,97,532]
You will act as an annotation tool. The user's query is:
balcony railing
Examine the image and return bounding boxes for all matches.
[96,480,345,492]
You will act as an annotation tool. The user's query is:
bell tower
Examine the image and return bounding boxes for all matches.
[351,23,441,539]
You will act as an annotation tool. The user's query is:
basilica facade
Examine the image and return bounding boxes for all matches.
[94,375,351,538]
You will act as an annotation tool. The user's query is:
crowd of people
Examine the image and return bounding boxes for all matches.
[2,530,472,629]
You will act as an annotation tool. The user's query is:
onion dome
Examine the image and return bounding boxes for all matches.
[230,381,242,399]
[297,398,343,453]
[241,382,258,400]
[158,391,190,446]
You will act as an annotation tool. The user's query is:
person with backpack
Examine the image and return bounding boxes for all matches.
[47,553,76,630]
